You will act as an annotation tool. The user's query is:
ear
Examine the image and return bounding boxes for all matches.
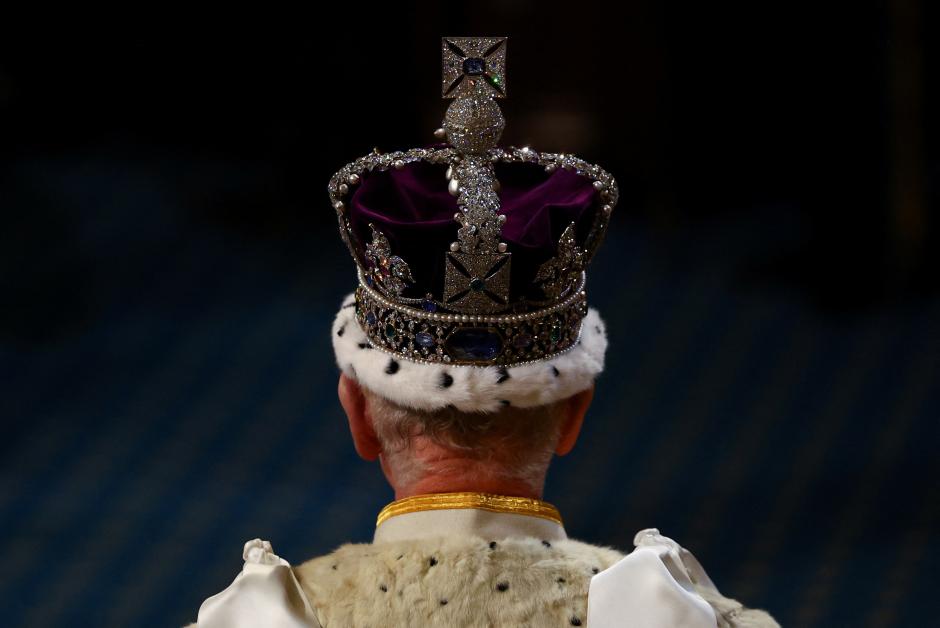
[555,385,594,456]
[338,373,382,461]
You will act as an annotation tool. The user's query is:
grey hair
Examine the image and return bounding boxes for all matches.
[361,388,568,491]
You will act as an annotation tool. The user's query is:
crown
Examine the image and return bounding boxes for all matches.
[329,37,617,368]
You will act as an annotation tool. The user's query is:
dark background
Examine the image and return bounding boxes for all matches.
[1,2,938,626]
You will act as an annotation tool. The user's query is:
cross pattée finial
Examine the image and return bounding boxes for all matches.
[441,37,507,99]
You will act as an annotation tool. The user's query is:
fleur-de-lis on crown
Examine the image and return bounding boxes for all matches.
[364,224,414,297]
[535,223,585,299]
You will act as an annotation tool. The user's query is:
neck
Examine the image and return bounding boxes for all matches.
[381,441,548,501]
[395,473,544,501]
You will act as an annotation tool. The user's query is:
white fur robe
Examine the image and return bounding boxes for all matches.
[290,536,779,627]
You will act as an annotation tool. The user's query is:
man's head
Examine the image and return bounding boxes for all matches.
[338,373,593,500]
[328,41,615,502]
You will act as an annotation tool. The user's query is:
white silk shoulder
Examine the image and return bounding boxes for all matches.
[196,539,321,628]
[587,528,719,628]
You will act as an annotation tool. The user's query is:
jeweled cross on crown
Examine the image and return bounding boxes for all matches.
[441,37,507,99]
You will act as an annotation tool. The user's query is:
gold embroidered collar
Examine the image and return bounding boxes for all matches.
[376,492,563,527]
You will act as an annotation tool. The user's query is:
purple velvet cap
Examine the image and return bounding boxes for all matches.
[346,158,600,302]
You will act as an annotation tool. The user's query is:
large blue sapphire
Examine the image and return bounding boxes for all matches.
[445,327,503,362]
[415,331,435,348]
[462,57,486,76]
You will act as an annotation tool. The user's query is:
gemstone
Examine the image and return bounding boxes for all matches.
[462,57,486,76]
[415,332,435,348]
[470,278,486,292]
[550,326,562,343]
[445,328,502,362]
[422,299,438,313]
[384,324,396,339]
[513,333,533,349]
[365,311,377,326]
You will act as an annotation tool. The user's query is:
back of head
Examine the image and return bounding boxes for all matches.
[329,36,613,496]
[362,386,569,494]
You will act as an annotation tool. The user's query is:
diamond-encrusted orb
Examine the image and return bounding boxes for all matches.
[445,327,503,362]
[462,57,486,76]
[444,95,505,154]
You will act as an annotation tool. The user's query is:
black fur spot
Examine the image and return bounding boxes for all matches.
[440,599,448,606]
[499,400,510,406]
[557,577,566,583]
[496,582,509,592]
[397,555,403,560]
[551,366,560,377]
[571,617,583,626]
[358,343,371,350]
[331,564,337,570]
[429,557,438,567]
[489,541,498,550]
[594,325,601,334]
[337,324,346,337]
[385,359,400,374]
[440,372,454,388]
[542,540,552,548]
[379,584,388,592]
[496,366,510,383]
[592,567,599,574]
[342,302,356,309]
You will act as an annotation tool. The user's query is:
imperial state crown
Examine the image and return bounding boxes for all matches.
[329,37,616,411]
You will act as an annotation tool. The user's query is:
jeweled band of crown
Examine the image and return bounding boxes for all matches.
[328,37,617,367]
[355,268,588,365]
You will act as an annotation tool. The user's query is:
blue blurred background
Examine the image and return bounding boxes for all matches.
[1,2,938,626]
